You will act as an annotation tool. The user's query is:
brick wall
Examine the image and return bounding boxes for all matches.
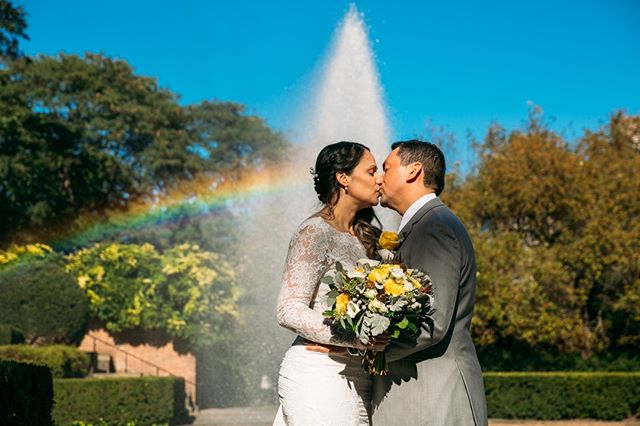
[79,327,197,404]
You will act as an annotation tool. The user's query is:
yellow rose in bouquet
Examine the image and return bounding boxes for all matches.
[335,293,351,316]
[383,278,405,296]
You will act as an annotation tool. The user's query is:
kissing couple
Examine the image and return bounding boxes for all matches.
[272,140,488,426]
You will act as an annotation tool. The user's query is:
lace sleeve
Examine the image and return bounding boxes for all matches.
[276,222,352,346]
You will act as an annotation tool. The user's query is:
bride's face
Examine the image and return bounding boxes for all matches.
[345,150,381,207]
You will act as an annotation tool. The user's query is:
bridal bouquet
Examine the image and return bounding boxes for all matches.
[322,232,434,375]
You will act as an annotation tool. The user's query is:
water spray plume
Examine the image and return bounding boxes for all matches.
[202,4,397,407]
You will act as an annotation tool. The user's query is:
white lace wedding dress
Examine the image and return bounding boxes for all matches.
[273,216,372,426]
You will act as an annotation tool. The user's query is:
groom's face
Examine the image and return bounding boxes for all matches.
[380,149,405,211]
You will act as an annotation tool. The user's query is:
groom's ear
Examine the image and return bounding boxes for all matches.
[405,162,423,183]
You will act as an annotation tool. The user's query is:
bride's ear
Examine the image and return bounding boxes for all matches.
[335,171,350,188]
[405,162,423,183]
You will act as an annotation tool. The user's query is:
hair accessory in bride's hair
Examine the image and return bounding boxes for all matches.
[309,167,318,178]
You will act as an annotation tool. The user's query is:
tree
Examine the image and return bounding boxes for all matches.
[0,0,28,60]
[0,53,194,240]
[0,53,290,244]
[566,112,640,349]
[184,101,290,172]
[444,109,640,356]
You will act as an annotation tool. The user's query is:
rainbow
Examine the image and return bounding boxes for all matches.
[39,166,305,250]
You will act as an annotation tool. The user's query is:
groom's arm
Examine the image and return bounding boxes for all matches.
[385,221,461,363]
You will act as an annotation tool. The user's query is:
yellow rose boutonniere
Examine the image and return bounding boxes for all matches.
[377,231,401,263]
[378,231,400,251]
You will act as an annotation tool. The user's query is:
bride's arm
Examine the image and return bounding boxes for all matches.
[276,222,354,347]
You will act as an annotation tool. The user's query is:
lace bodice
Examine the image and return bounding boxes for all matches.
[276,216,367,346]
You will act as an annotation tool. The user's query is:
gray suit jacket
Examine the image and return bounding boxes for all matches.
[372,198,488,426]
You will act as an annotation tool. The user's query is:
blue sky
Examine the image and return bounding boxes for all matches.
[19,0,640,169]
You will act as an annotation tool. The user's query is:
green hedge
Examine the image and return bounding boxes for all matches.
[485,372,640,420]
[0,360,53,425]
[478,342,640,371]
[0,324,24,345]
[0,345,90,378]
[53,376,190,426]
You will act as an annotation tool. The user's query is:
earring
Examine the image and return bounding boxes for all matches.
[344,186,349,194]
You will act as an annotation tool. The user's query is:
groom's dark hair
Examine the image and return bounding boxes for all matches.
[391,139,446,196]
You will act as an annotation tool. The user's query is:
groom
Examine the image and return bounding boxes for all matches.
[374,140,487,425]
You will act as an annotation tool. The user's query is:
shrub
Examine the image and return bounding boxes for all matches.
[478,343,640,371]
[0,345,90,378]
[0,255,89,345]
[0,243,53,268]
[0,324,24,345]
[65,242,239,349]
[0,360,53,425]
[52,376,189,426]
[484,372,640,420]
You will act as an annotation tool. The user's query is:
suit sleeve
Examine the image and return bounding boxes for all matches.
[385,221,461,362]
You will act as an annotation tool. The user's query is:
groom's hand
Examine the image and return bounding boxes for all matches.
[304,342,348,355]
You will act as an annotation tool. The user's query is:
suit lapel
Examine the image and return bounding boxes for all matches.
[399,197,443,243]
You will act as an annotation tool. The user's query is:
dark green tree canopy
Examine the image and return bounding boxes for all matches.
[0,0,28,60]
[0,53,290,243]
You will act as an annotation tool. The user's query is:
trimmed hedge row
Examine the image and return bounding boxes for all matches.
[478,343,640,371]
[0,344,90,378]
[484,372,640,420]
[0,360,53,425]
[53,376,190,426]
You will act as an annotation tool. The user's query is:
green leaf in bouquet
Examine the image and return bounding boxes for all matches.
[343,278,359,295]
[389,296,408,312]
[339,316,346,330]
[346,315,354,328]
[335,261,345,273]
[391,329,401,339]
[407,322,418,334]
[396,316,409,329]
[328,289,340,297]
[321,275,335,285]
[323,309,335,317]
[369,313,390,336]
[325,288,340,307]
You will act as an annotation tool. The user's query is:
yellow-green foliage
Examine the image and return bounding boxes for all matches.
[0,243,53,268]
[444,110,640,354]
[65,242,240,348]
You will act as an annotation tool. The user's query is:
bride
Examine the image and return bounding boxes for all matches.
[273,141,388,426]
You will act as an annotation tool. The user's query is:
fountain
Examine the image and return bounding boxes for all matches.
[197,4,398,408]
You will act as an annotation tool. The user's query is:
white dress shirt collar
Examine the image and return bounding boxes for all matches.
[398,193,438,233]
